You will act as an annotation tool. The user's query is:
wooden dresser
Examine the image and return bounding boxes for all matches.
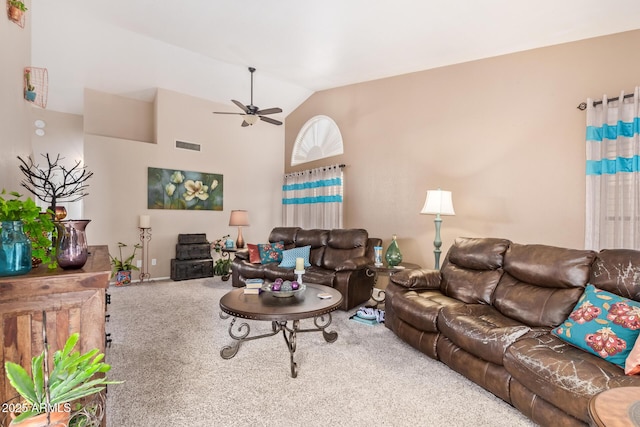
[0,245,110,406]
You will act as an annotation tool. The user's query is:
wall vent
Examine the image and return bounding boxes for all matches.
[175,140,201,151]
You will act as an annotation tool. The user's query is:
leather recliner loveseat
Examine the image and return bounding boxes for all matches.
[232,227,382,311]
[385,237,640,427]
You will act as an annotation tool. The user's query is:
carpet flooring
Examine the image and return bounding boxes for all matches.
[105,277,537,426]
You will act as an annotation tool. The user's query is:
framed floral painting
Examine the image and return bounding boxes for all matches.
[147,167,223,210]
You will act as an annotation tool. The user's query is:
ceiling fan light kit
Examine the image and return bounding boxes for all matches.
[214,67,283,127]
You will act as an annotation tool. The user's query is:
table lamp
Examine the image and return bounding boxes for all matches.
[420,189,455,269]
[229,210,249,249]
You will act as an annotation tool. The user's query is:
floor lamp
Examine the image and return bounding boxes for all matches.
[420,189,455,269]
[229,210,249,249]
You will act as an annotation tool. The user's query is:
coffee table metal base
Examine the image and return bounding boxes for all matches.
[219,312,338,378]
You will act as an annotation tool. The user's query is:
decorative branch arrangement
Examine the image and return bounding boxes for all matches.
[17,154,94,210]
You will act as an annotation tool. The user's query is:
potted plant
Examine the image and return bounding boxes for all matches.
[24,69,36,102]
[4,332,118,427]
[0,190,56,276]
[211,235,232,278]
[7,0,27,22]
[109,242,141,286]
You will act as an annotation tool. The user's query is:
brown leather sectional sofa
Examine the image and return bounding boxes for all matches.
[232,227,381,310]
[386,237,640,426]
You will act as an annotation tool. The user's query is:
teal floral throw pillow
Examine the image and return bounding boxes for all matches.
[552,284,640,368]
[258,241,285,264]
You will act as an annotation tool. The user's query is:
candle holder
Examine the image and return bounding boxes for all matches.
[138,227,152,282]
[294,269,305,285]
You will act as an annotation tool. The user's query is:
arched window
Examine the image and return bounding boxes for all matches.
[291,115,344,166]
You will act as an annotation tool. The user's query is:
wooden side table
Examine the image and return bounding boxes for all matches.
[588,386,640,427]
[365,262,422,308]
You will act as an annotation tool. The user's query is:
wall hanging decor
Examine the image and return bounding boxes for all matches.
[147,167,223,211]
[6,0,26,28]
[23,67,48,108]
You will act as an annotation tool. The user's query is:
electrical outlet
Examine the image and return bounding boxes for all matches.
[152,258,157,266]
[136,260,142,268]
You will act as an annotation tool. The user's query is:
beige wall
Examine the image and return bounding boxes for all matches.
[285,30,640,269]
[84,88,284,279]
[0,1,32,192]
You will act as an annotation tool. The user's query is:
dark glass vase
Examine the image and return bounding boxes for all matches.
[55,220,91,269]
[0,221,32,276]
[385,234,403,267]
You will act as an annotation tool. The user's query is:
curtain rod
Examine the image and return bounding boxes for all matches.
[577,93,635,111]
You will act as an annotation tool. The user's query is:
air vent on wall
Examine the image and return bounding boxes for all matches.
[175,140,201,152]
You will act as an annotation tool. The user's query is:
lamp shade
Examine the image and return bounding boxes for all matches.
[229,210,250,226]
[420,189,455,216]
[243,115,259,125]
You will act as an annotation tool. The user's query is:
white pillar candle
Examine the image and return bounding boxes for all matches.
[139,215,151,228]
[295,257,304,271]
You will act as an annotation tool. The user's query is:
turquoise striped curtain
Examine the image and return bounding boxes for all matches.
[282,165,343,229]
[585,87,640,250]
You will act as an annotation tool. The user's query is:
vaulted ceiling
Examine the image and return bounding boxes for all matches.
[31,0,640,117]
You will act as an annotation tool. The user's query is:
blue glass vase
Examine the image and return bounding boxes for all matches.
[0,221,32,276]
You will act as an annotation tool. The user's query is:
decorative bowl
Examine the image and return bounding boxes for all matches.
[262,282,306,298]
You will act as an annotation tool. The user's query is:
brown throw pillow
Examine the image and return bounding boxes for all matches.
[247,244,261,264]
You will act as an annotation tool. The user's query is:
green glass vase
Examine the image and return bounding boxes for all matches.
[385,234,403,267]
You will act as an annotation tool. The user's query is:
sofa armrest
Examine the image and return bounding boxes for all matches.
[234,249,249,261]
[390,268,441,290]
[335,256,370,272]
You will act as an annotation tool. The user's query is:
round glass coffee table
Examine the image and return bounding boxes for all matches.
[219,283,343,378]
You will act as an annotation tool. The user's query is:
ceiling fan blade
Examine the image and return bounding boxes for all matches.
[232,100,249,113]
[259,116,282,126]
[213,112,243,115]
[256,107,282,115]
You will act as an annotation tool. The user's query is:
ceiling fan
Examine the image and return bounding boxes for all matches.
[213,67,283,127]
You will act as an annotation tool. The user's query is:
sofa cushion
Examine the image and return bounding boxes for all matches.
[246,243,261,264]
[626,336,640,375]
[268,227,300,250]
[322,229,367,270]
[552,284,640,368]
[262,263,296,282]
[278,245,311,268]
[258,241,285,264]
[493,273,585,327]
[440,264,504,304]
[437,304,530,366]
[301,265,335,286]
[439,237,509,304]
[504,333,624,423]
[590,249,640,301]
[294,229,328,267]
[447,237,510,270]
[504,243,596,289]
[391,290,464,333]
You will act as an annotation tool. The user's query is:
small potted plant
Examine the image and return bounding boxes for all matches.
[4,332,119,426]
[0,190,56,276]
[211,235,232,278]
[24,69,36,102]
[7,0,27,23]
[109,242,141,286]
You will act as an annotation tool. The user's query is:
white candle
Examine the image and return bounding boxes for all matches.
[139,215,150,228]
[295,257,304,271]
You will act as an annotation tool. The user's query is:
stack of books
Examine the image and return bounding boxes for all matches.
[244,278,264,295]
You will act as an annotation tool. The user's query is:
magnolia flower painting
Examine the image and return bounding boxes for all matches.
[147,167,223,210]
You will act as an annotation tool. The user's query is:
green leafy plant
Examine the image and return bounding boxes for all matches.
[8,0,27,12]
[0,189,56,268]
[214,258,231,276]
[4,333,119,424]
[109,242,142,276]
[211,234,231,276]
